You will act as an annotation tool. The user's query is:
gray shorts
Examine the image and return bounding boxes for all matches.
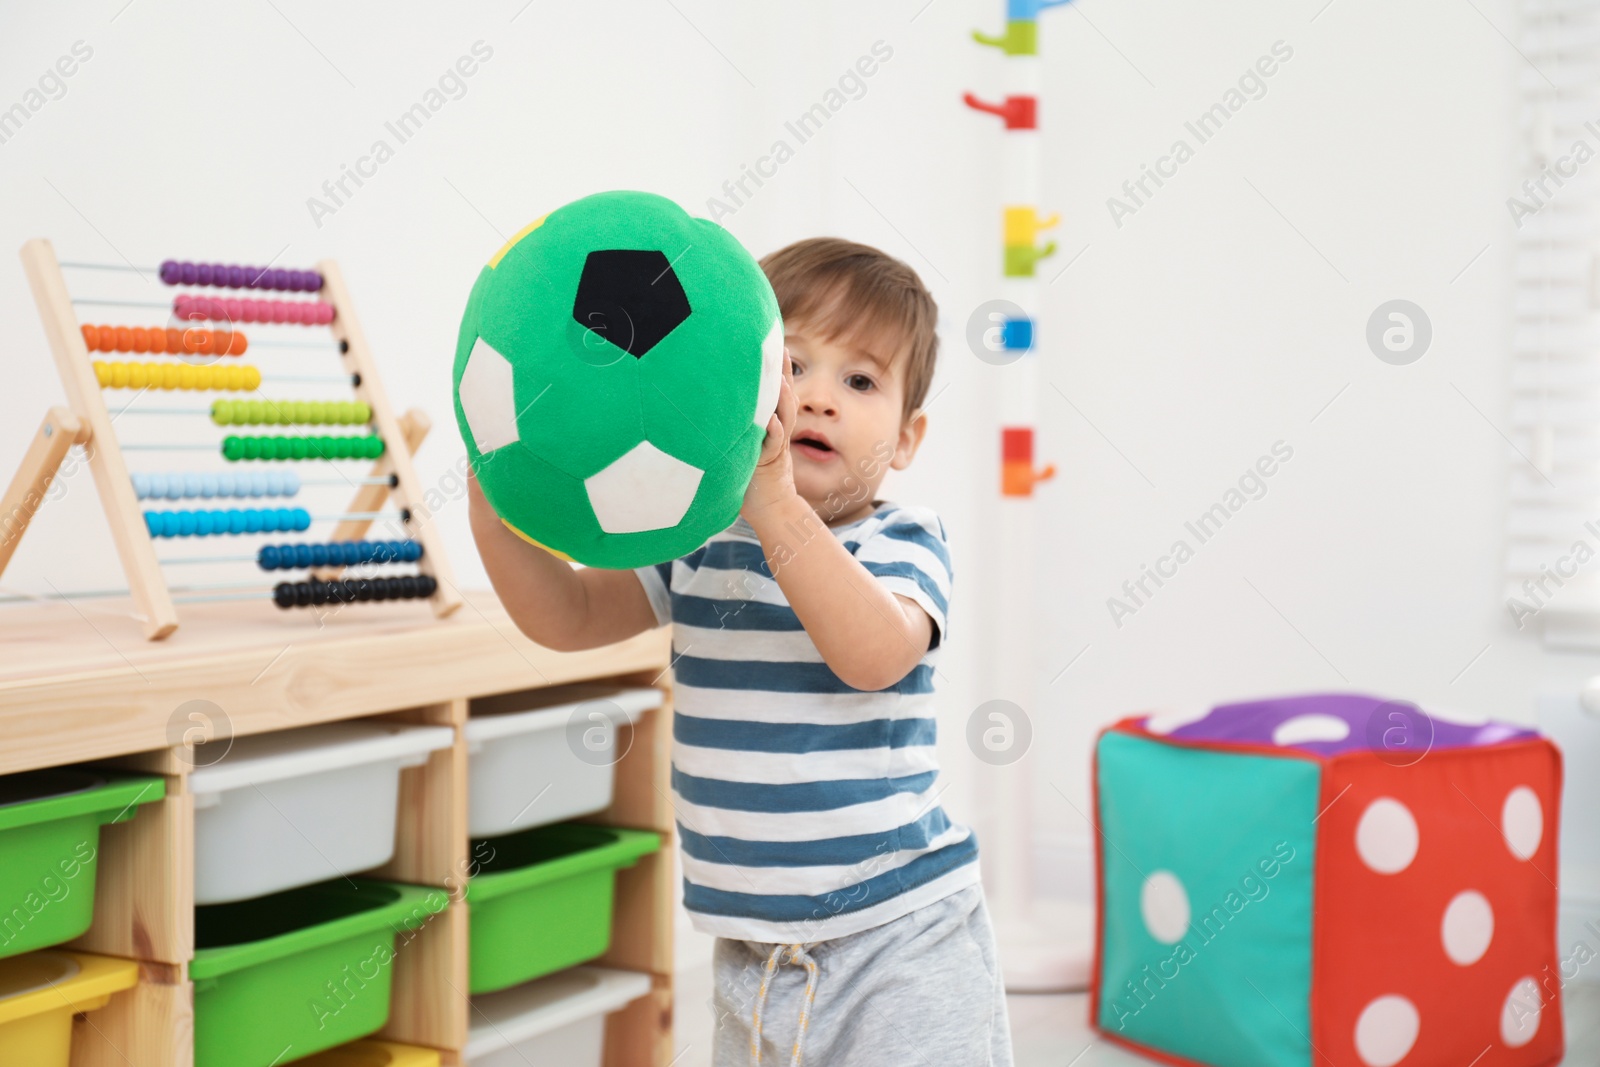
[707,884,1015,1067]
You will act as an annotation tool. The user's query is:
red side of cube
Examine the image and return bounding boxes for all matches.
[1311,738,1563,1067]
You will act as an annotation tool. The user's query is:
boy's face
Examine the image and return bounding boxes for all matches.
[784,319,927,525]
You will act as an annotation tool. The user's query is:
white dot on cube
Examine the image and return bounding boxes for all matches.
[1500,976,1542,1047]
[1501,786,1543,861]
[1440,890,1494,965]
[1272,713,1351,746]
[1354,995,1419,1067]
[1139,870,1190,944]
[1144,706,1210,735]
[1356,797,1419,874]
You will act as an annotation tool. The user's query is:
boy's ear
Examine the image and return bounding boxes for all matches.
[890,410,929,471]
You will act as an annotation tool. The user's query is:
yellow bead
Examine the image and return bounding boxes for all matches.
[124,363,143,389]
[243,366,261,391]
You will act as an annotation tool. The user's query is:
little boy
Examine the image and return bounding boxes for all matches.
[469,237,1012,1066]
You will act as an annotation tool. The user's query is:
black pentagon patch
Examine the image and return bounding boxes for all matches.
[572,250,692,358]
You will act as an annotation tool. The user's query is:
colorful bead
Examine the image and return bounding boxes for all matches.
[271,574,436,609]
[96,360,261,392]
[255,539,422,571]
[159,260,324,293]
[80,324,247,357]
[143,506,310,538]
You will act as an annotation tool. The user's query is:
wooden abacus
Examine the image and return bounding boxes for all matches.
[0,239,462,639]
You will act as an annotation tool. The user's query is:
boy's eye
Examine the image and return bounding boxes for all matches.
[846,374,874,391]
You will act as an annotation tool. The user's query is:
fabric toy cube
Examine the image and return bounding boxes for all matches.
[1091,693,1562,1067]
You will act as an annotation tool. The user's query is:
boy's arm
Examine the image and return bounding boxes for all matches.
[748,494,934,692]
[468,471,660,652]
[741,352,935,692]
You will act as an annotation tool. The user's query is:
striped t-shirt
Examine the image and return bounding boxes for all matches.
[633,500,980,943]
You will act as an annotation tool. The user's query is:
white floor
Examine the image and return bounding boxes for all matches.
[670,964,1600,1066]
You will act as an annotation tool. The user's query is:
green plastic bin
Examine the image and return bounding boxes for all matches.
[0,769,166,961]
[466,824,660,995]
[191,878,449,1067]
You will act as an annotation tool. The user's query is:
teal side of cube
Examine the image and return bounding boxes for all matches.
[1095,731,1321,1067]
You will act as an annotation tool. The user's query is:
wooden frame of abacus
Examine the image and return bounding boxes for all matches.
[2,238,462,639]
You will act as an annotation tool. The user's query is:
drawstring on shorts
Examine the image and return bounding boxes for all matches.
[750,942,819,1067]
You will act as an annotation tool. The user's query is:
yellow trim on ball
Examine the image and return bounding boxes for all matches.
[502,519,574,561]
[488,214,549,268]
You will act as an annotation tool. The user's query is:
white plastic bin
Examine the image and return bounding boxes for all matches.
[189,721,454,904]
[464,966,650,1067]
[465,684,663,837]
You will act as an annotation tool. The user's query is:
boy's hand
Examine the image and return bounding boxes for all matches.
[741,349,798,523]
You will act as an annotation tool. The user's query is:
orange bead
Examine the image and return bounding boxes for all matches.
[131,328,149,354]
[115,326,132,353]
[182,327,205,355]
[147,326,166,355]
[80,325,96,351]
[165,327,183,354]
[228,331,248,357]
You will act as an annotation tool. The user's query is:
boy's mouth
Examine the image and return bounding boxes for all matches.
[793,431,836,462]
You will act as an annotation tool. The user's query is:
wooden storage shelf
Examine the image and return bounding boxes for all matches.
[0,592,674,1067]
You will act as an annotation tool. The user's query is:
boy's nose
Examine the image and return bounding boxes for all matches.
[799,388,837,417]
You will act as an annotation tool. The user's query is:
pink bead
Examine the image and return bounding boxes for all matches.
[320,303,335,324]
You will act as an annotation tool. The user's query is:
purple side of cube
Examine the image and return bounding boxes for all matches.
[1142,692,1538,758]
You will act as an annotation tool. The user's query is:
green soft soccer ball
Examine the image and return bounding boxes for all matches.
[454,190,783,569]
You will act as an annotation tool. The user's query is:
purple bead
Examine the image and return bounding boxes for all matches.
[271,268,288,290]
[289,271,307,292]
[308,272,324,292]
[180,262,197,285]
[197,263,214,286]
[244,266,262,289]
[159,260,179,285]
[226,265,244,288]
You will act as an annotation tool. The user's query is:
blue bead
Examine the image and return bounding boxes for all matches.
[407,541,422,561]
[259,546,277,570]
[242,510,261,534]
[282,470,301,496]
[177,512,197,537]
[291,509,310,532]
[184,473,203,499]
[294,544,313,568]
[143,512,159,536]
[310,544,327,567]
[131,474,148,499]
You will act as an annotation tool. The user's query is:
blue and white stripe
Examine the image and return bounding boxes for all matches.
[635,503,980,942]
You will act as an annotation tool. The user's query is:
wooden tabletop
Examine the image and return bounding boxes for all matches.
[0,591,671,775]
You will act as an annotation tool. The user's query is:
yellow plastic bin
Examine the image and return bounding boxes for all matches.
[0,950,139,1065]
[298,1038,441,1067]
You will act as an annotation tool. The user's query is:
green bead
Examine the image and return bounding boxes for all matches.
[211,401,228,426]
[242,438,261,460]
[370,436,385,458]
[354,402,371,424]
[223,436,242,460]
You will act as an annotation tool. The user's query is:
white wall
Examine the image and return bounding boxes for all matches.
[2,0,1594,967]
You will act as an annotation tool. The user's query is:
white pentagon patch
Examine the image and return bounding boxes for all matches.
[751,319,784,429]
[458,337,520,453]
[585,440,705,534]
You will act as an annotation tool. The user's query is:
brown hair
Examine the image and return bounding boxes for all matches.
[758,237,938,422]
